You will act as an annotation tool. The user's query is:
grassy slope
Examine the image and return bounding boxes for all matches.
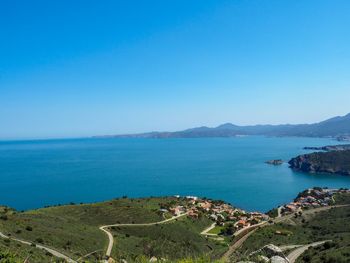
[295,192,350,263]
[0,238,60,263]
[110,216,227,261]
[0,197,168,261]
[296,242,350,263]
[3,194,349,262]
[208,226,225,235]
[0,197,226,262]
[233,193,350,262]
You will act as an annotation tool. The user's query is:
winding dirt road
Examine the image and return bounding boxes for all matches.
[99,212,188,258]
[200,222,217,236]
[0,230,77,263]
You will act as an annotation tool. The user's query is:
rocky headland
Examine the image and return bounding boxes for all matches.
[288,150,350,175]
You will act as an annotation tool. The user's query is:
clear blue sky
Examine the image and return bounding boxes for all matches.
[1,0,349,139]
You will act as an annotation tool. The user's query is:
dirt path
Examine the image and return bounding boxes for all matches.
[200,222,217,236]
[76,249,102,262]
[0,230,77,263]
[279,244,303,251]
[100,212,188,258]
[287,240,329,263]
[233,221,268,237]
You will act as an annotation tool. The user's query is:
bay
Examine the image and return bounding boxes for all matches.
[1,136,350,212]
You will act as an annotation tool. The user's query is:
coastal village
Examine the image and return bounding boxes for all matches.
[161,195,269,235]
[280,187,349,216]
[159,187,350,238]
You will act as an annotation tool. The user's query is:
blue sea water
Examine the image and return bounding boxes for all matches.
[1,136,350,212]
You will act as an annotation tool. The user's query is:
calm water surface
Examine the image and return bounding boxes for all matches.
[1,136,350,212]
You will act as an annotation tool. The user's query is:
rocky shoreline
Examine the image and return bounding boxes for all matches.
[288,150,350,176]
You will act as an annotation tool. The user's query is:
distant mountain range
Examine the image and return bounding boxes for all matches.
[95,113,350,139]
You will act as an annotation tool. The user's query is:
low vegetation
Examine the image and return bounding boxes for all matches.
[296,240,350,263]
[0,238,58,262]
[110,216,227,261]
[0,197,229,262]
[266,208,278,218]
[0,197,172,261]
[1,192,350,262]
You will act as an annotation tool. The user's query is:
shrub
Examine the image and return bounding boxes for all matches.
[65,240,72,246]
[35,237,44,244]
[323,241,335,250]
[0,215,8,221]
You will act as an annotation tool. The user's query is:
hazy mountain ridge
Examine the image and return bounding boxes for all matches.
[96,113,350,139]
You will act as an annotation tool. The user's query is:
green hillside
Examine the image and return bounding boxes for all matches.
[0,197,227,262]
[0,238,58,263]
[110,216,227,261]
[2,193,350,262]
[0,197,174,261]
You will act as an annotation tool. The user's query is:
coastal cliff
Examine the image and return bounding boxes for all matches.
[288,150,350,175]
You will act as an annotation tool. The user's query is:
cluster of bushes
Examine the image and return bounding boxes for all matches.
[0,251,18,263]
[300,241,350,263]
[219,223,235,236]
[266,208,278,218]
[0,215,8,221]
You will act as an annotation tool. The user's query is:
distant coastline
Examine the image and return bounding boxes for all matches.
[94,113,350,139]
